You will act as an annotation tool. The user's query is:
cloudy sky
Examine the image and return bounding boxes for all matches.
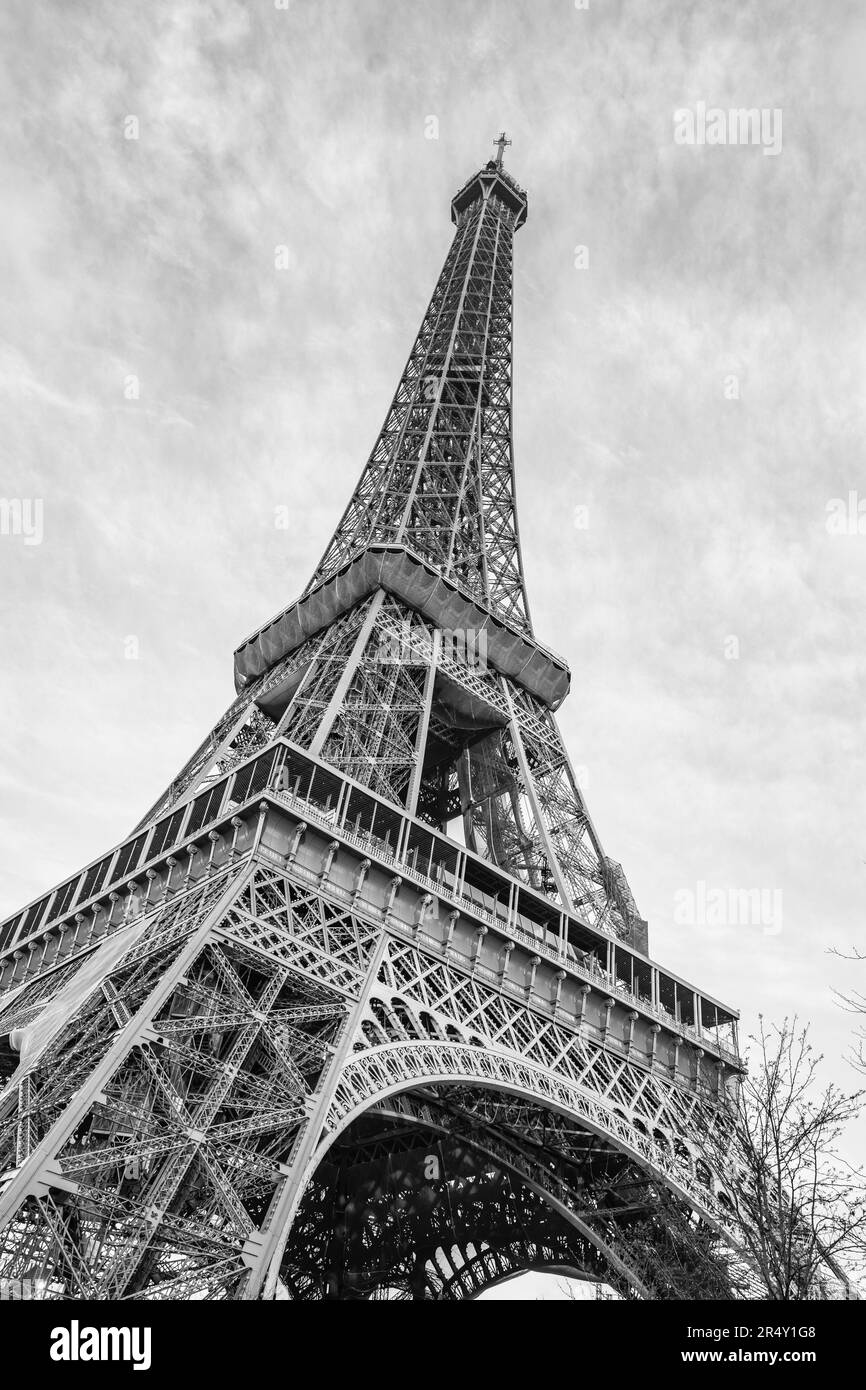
[1,0,865,1281]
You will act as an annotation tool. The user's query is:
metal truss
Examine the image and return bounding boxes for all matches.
[0,149,758,1300]
[374,1091,737,1299]
[77,156,648,946]
[373,937,717,1145]
[131,685,272,832]
[307,178,531,634]
[0,854,738,1301]
[323,1042,729,1228]
[281,1155,613,1302]
[276,1082,734,1301]
[435,1239,596,1301]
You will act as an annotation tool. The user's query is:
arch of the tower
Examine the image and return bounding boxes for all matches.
[441,1254,599,1303]
[321,1041,731,1218]
[273,1043,737,1302]
[278,1111,614,1301]
[277,1103,627,1301]
[441,1254,600,1302]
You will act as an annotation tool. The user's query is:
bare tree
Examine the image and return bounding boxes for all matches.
[706,1017,864,1300]
[832,944,866,1075]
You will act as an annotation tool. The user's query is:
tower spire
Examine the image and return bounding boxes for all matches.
[296,147,530,635]
[493,130,512,169]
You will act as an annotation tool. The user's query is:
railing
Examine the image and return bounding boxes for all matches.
[267,793,739,1076]
[268,787,739,1068]
[0,738,741,1074]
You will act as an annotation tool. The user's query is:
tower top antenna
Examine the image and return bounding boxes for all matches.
[493,130,512,169]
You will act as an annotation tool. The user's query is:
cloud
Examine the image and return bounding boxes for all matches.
[1,0,864,1194]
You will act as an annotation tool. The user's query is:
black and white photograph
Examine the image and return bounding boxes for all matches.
[0,0,863,1357]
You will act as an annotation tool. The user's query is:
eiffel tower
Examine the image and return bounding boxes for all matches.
[0,139,744,1302]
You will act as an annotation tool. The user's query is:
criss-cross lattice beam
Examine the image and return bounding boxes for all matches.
[306,173,531,634]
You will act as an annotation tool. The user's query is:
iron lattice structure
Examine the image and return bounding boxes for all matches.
[0,148,751,1301]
